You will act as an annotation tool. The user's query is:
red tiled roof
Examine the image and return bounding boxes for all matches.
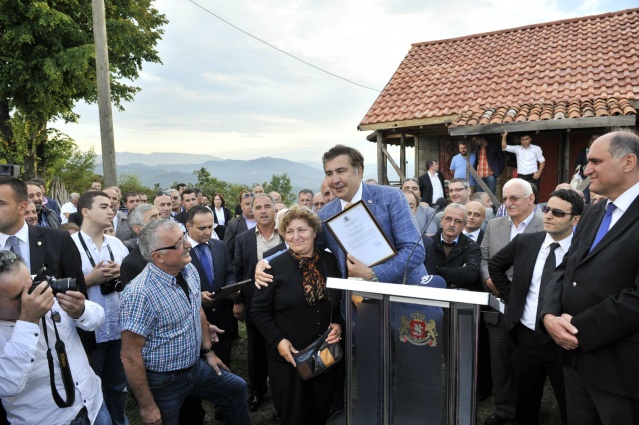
[360,8,639,127]
[455,97,637,126]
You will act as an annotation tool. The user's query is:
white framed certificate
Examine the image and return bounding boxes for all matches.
[324,200,397,267]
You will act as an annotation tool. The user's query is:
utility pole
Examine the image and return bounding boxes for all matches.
[91,0,117,187]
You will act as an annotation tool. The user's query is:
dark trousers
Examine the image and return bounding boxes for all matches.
[90,339,129,425]
[563,363,639,425]
[512,323,567,425]
[484,312,516,420]
[518,173,540,190]
[246,322,269,397]
[269,357,337,425]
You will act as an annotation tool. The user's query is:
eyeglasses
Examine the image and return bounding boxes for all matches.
[443,216,465,225]
[0,251,18,273]
[153,235,187,253]
[449,187,468,193]
[241,193,255,199]
[540,205,574,218]
[501,195,524,203]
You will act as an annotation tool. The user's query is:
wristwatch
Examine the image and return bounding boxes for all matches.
[200,347,213,356]
[370,269,379,282]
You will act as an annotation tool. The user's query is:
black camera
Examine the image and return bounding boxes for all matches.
[100,278,124,295]
[29,267,77,295]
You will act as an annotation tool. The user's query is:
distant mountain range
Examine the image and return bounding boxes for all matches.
[95,152,413,192]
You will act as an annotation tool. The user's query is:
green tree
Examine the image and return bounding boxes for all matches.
[265,173,294,204]
[119,174,151,197]
[0,0,167,178]
[44,140,98,194]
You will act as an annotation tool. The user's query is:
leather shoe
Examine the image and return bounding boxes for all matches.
[484,413,510,425]
[247,395,263,412]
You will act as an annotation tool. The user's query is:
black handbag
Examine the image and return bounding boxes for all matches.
[293,328,343,380]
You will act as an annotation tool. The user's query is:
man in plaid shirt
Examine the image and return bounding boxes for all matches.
[120,219,250,425]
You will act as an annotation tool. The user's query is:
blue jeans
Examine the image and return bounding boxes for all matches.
[146,358,249,425]
[476,174,497,195]
[69,402,112,425]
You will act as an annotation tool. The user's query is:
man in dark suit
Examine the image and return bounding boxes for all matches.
[0,176,88,425]
[464,200,486,244]
[429,203,480,289]
[489,189,583,425]
[184,205,238,423]
[187,206,236,365]
[174,188,199,224]
[541,131,639,424]
[233,194,282,411]
[224,192,255,261]
[418,160,445,205]
[480,178,543,425]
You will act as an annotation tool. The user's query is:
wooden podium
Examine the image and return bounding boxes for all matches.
[326,278,504,425]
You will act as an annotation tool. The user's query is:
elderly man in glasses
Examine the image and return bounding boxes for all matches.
[120,219,250,425]
[488,189,583,425]
[479,178,544,425]
[0,251,110,425]
[429,203,480,289]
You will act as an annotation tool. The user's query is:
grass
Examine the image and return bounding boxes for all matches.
[126,323,562,425]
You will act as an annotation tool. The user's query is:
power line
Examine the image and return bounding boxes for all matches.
[187,0,381,92]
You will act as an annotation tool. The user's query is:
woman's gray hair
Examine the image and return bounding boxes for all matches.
[128,204,157,230]
[138,219,182,262]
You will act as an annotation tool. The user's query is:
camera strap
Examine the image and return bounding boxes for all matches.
[77,232,114,268]
[42,313,75,408]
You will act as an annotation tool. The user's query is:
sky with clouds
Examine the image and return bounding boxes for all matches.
[57,0,635,165]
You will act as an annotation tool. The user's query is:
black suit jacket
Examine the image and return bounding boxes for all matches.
[190,239,236,331]
[488,232,551,343]
[224,216,250,261]
[418,171,445,205]
[429,231,480,289]
[233,229,259,325]
[174,211,187,225]
[120,246,148,286]
[540,197,639,399]
[28,225,87,295]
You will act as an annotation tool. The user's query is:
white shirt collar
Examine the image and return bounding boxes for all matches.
[339,182,363,210]
[187,235,206,248]
[509,210,535,230]
[0,221,29,247]
[608,180,639,214]
[543,232,572,252]
[463,228,481,240]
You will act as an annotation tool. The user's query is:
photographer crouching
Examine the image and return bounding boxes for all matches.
[0,251,110,424]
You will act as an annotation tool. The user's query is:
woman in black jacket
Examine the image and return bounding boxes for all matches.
[252,207,343,425]
[212,192,232,239]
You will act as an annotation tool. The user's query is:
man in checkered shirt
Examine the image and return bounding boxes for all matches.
[119,219,250,425]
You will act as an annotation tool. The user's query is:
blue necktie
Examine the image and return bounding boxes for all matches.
[195,243,214,291]
[6,236,22,258]
[590,202,616,252]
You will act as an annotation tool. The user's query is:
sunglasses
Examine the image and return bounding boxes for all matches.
[242,193,255,199]
[153,235,188,253]
[540,205,574,218]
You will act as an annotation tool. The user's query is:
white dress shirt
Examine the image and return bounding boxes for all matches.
[605,180,639,229]
[504,144,545,175]
[214,207,226,226]
[463,228,481,241]
[339,183,364,210]
[521,233,572,330]
[59,202,77,225]
[0,222,31,271]
[0,300,105,425]
[509,211,536,241]
[429,171,444,203]
[71,231,129,343]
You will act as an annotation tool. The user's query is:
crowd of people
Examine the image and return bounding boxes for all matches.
[0,131,638,425]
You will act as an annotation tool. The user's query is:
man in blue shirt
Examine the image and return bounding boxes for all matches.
[450,140,477,191]
[120,219,249,425]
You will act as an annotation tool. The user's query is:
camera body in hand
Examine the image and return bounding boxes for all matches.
[28,267,77,295]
